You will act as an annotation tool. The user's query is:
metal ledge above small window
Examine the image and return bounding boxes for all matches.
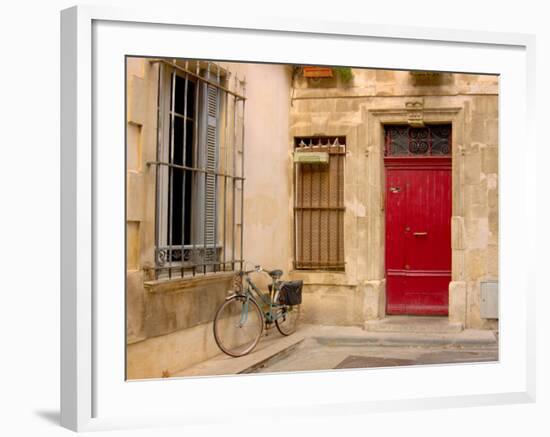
[293,151,329,164]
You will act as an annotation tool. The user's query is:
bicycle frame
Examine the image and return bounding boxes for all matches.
[230,270,289,324]
[213,264,299,357]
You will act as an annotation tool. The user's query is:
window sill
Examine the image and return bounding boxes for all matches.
[144,271,235,294]
[288,270,356,287]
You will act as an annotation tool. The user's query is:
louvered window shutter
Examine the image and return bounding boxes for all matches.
[205,85,218,254]
[196,82,219,263]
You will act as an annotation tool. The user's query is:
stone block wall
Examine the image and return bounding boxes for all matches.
[290,68,498,329]
[126,57,157,344]
[459,95,498,329]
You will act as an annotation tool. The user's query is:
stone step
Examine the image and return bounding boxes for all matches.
[364,316,463,334]
[313,330,497,348]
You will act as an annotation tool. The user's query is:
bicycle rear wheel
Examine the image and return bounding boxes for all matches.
[275,304,300,336]
[213,295,264,357]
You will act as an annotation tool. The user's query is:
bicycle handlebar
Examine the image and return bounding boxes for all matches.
[240,261,282,279]
[239,260,263,274]
[241,266,262,275]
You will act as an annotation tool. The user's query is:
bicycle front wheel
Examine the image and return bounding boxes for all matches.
[213,295,264,357]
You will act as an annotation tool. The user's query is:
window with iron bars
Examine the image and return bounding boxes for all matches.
[293,136,346,271]
[149,60,246,279]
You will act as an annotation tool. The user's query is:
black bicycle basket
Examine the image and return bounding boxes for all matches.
[278,280,303,306]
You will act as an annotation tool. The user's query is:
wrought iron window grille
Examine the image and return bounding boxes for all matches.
[293,136,346,271]
[147,59,246,279]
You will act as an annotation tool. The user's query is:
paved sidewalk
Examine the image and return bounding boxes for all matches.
[172,327,306,378]
[172,324,498,378]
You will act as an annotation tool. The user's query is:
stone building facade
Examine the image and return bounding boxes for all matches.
[126,58,498,379]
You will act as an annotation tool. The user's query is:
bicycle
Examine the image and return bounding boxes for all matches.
[213,262,303,357]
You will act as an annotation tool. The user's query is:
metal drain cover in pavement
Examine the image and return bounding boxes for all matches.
[334,355,416,369]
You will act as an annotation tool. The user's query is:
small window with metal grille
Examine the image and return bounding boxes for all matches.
[293,136,346,271]
[150,60,246,279]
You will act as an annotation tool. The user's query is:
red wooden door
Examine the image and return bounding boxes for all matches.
[385,158,452,315]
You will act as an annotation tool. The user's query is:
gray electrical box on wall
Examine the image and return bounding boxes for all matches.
[480,281,499,319]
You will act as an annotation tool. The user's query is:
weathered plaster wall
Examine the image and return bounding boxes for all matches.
[228,62,294,286]
[125,58,292,378]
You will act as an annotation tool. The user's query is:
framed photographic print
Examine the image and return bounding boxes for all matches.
[61,5,536,432]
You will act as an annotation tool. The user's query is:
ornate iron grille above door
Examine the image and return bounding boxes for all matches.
[384,124,452,157]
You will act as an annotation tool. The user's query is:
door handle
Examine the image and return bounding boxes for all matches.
[413,231,428,236]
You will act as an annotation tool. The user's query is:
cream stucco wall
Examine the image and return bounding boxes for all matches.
[125,58,292,379]
[228,62,294,282]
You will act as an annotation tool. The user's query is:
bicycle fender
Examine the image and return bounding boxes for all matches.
[225,292,245,301]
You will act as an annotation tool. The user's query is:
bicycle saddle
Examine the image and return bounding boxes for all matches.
[265,269,283,279]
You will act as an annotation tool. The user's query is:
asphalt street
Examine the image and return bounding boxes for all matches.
[249,335,498,374]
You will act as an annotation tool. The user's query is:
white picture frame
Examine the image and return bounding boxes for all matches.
[60,5,536,432]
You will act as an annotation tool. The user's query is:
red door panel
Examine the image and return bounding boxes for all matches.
[385,158,451,315]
